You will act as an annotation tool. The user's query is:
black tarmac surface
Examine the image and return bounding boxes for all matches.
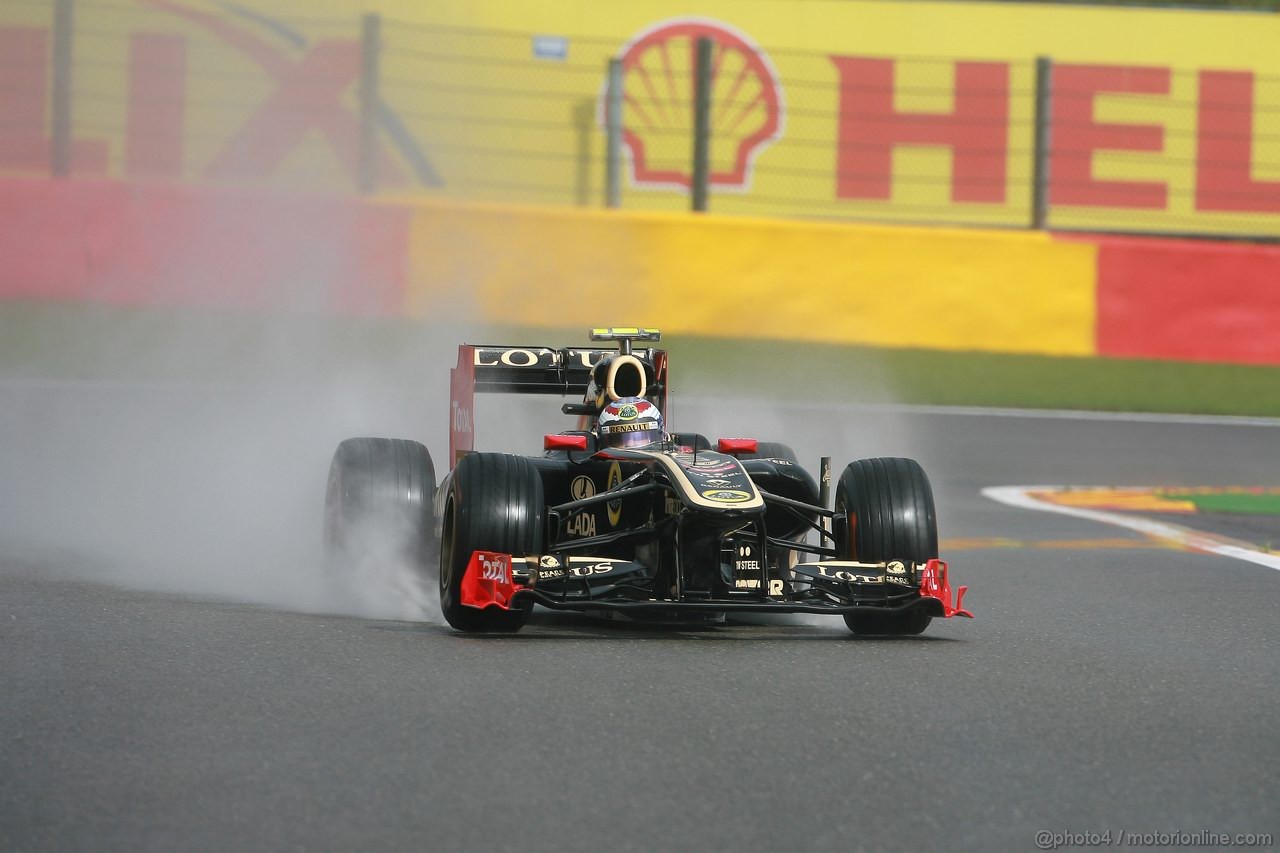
[2,384,1278,852]
[1143,510,1280,552]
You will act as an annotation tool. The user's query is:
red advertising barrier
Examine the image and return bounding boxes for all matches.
[0,178,409,314]
[1094,236,1280,365]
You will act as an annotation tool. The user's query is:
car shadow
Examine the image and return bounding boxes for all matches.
[370,610,964,642]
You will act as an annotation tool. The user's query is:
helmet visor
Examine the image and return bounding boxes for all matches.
[602,420,663,448]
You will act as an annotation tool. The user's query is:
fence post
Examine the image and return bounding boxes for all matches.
[358,13,381,194]
[604,58,624,209]
[690,36,713,213]
[1031,56,1053,230]
[50,0,74,177]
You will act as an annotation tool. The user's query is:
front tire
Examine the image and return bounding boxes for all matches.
[834,457,937,636]
[439,453,544,633]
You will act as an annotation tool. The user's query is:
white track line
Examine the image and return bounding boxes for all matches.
[859,403,1280,428]
[707,397,1280,428]
[982,485,1280,571]
[7,381,1280,427]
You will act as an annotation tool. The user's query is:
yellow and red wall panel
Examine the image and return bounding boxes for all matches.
[1091,236,1280,365]
[3,176,1279,366]
[402,198,1097,357]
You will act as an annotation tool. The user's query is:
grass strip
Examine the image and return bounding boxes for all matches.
[3,303,1280,418]
[1172,493,1280,515]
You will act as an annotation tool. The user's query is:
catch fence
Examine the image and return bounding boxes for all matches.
[2,1,1278,240]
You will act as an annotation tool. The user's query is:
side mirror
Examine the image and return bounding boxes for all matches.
[545,434,589,451]
[717,438,758,455]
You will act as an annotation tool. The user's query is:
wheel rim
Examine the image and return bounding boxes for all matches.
[833,496,852,560]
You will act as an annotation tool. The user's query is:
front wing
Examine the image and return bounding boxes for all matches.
[459,550,972,620]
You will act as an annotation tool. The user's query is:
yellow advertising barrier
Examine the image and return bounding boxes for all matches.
[401,199,1098,357]
[2,0,1278,238]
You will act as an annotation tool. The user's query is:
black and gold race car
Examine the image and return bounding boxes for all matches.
[324,328,971,635]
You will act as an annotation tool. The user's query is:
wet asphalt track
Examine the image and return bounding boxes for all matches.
[1,384,1278,852]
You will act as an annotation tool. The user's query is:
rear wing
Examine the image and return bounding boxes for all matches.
[450,343,669,469]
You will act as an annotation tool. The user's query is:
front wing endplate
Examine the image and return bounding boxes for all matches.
[459,551,518,610]
[920,558,972,618]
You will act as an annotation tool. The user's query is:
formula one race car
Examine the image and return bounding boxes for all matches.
[324,328,971,635]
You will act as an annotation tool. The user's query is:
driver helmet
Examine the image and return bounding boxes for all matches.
[597,397,664,449]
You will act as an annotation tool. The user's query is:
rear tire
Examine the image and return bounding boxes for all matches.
[324,437,436,578]
[439,453,543,633]
[834,457,937,636]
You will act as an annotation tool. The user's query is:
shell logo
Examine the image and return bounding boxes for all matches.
[608,18,784,192]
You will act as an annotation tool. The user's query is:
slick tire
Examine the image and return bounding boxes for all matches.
[324,437,437,578]
[739,441,798,464]
[834,457,937,636]
[439,453,543,633]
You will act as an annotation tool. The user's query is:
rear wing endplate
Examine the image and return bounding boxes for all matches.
[450,344,668,469]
